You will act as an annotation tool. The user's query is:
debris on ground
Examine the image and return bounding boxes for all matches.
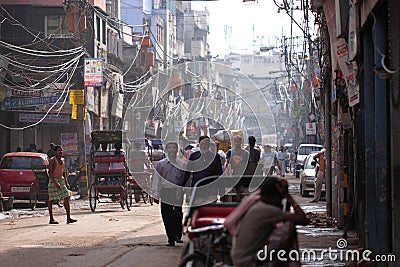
[306,212,337,227]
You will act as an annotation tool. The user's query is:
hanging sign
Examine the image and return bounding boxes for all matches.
[61,132,78,155]
[71,104,78,120]
[69,89,85,105]
[84,58,104,87]
[306,122,317,135]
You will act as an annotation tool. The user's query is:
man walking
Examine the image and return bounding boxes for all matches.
[225,135,249,176]
[310,148,326,203]
[152,142,186,246]
[245,136,260,176]
[184,135,223,186]
[277,146,288,177]
[260,144,279,176]
[48,145,77,224]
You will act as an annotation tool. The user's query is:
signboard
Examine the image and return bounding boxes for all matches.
[145,121,159,137]
[306,122,317,135]
[84,58,104,87]
[347,62,360,107]
[61,132,78,155]
[0,85,6,100]
[69,89,85,105]
[174,121,183,133]
[3,95,66,109]
[86,86,95,112]
[19,113,70,124]
[333,39,360,106]
[7,87,41,97]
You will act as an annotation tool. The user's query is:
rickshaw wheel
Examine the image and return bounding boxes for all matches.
[89,184,97,212]
[29,184,38,210]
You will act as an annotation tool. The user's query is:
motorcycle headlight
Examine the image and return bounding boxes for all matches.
[305,176,315,181]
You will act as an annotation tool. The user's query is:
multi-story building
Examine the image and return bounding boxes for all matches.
[0,0,125,168]
[312,0,400,257]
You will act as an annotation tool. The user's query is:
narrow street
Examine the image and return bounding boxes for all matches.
[0,173,357,267]
[0,198,181,267]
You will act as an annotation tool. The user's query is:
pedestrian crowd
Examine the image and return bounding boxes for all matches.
[8,136,323,266]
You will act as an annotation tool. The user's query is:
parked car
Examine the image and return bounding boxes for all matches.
[299,152,325,197]
[295,143,324,178]
[0,152,49,200]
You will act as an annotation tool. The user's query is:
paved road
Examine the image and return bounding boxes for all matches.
[0,173,353,267]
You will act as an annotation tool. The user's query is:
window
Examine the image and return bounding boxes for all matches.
[45,15,73,38]
[157,24,164,44]
[304,155,316,169]
[96,16,101,42]
[298,146,322,155]
[153,0,166,9]
[102,20,107,45]
[0,157,45,170]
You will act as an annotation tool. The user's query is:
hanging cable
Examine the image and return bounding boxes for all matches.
[371,11,399,75]
[0,59,79,130]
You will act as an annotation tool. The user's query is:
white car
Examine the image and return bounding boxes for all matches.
[299,152,325,197]
[295,143,324,178]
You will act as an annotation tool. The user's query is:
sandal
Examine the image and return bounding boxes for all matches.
[49,220,59,224]
[67,218,77,224]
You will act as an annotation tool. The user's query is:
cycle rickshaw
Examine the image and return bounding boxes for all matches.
[89,130,132,212]
[127,138,154,205]
[180,175,268,267]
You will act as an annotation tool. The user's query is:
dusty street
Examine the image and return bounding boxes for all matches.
[0,200,182,267]
[0,174,353,267]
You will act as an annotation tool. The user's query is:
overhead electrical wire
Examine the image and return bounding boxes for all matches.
[0,41,84,57]
[0,59,79,130]
[0,5,64,51]
[0,51,84,92]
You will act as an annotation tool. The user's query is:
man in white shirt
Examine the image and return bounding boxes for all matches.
[260,144,279,176]
[152,142,186,246]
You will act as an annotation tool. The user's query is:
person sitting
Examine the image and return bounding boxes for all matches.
[229,177,309,267]
[94,142,110,171]
[110,142,126,171]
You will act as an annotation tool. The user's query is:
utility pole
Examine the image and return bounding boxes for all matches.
[66,0,88,197]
